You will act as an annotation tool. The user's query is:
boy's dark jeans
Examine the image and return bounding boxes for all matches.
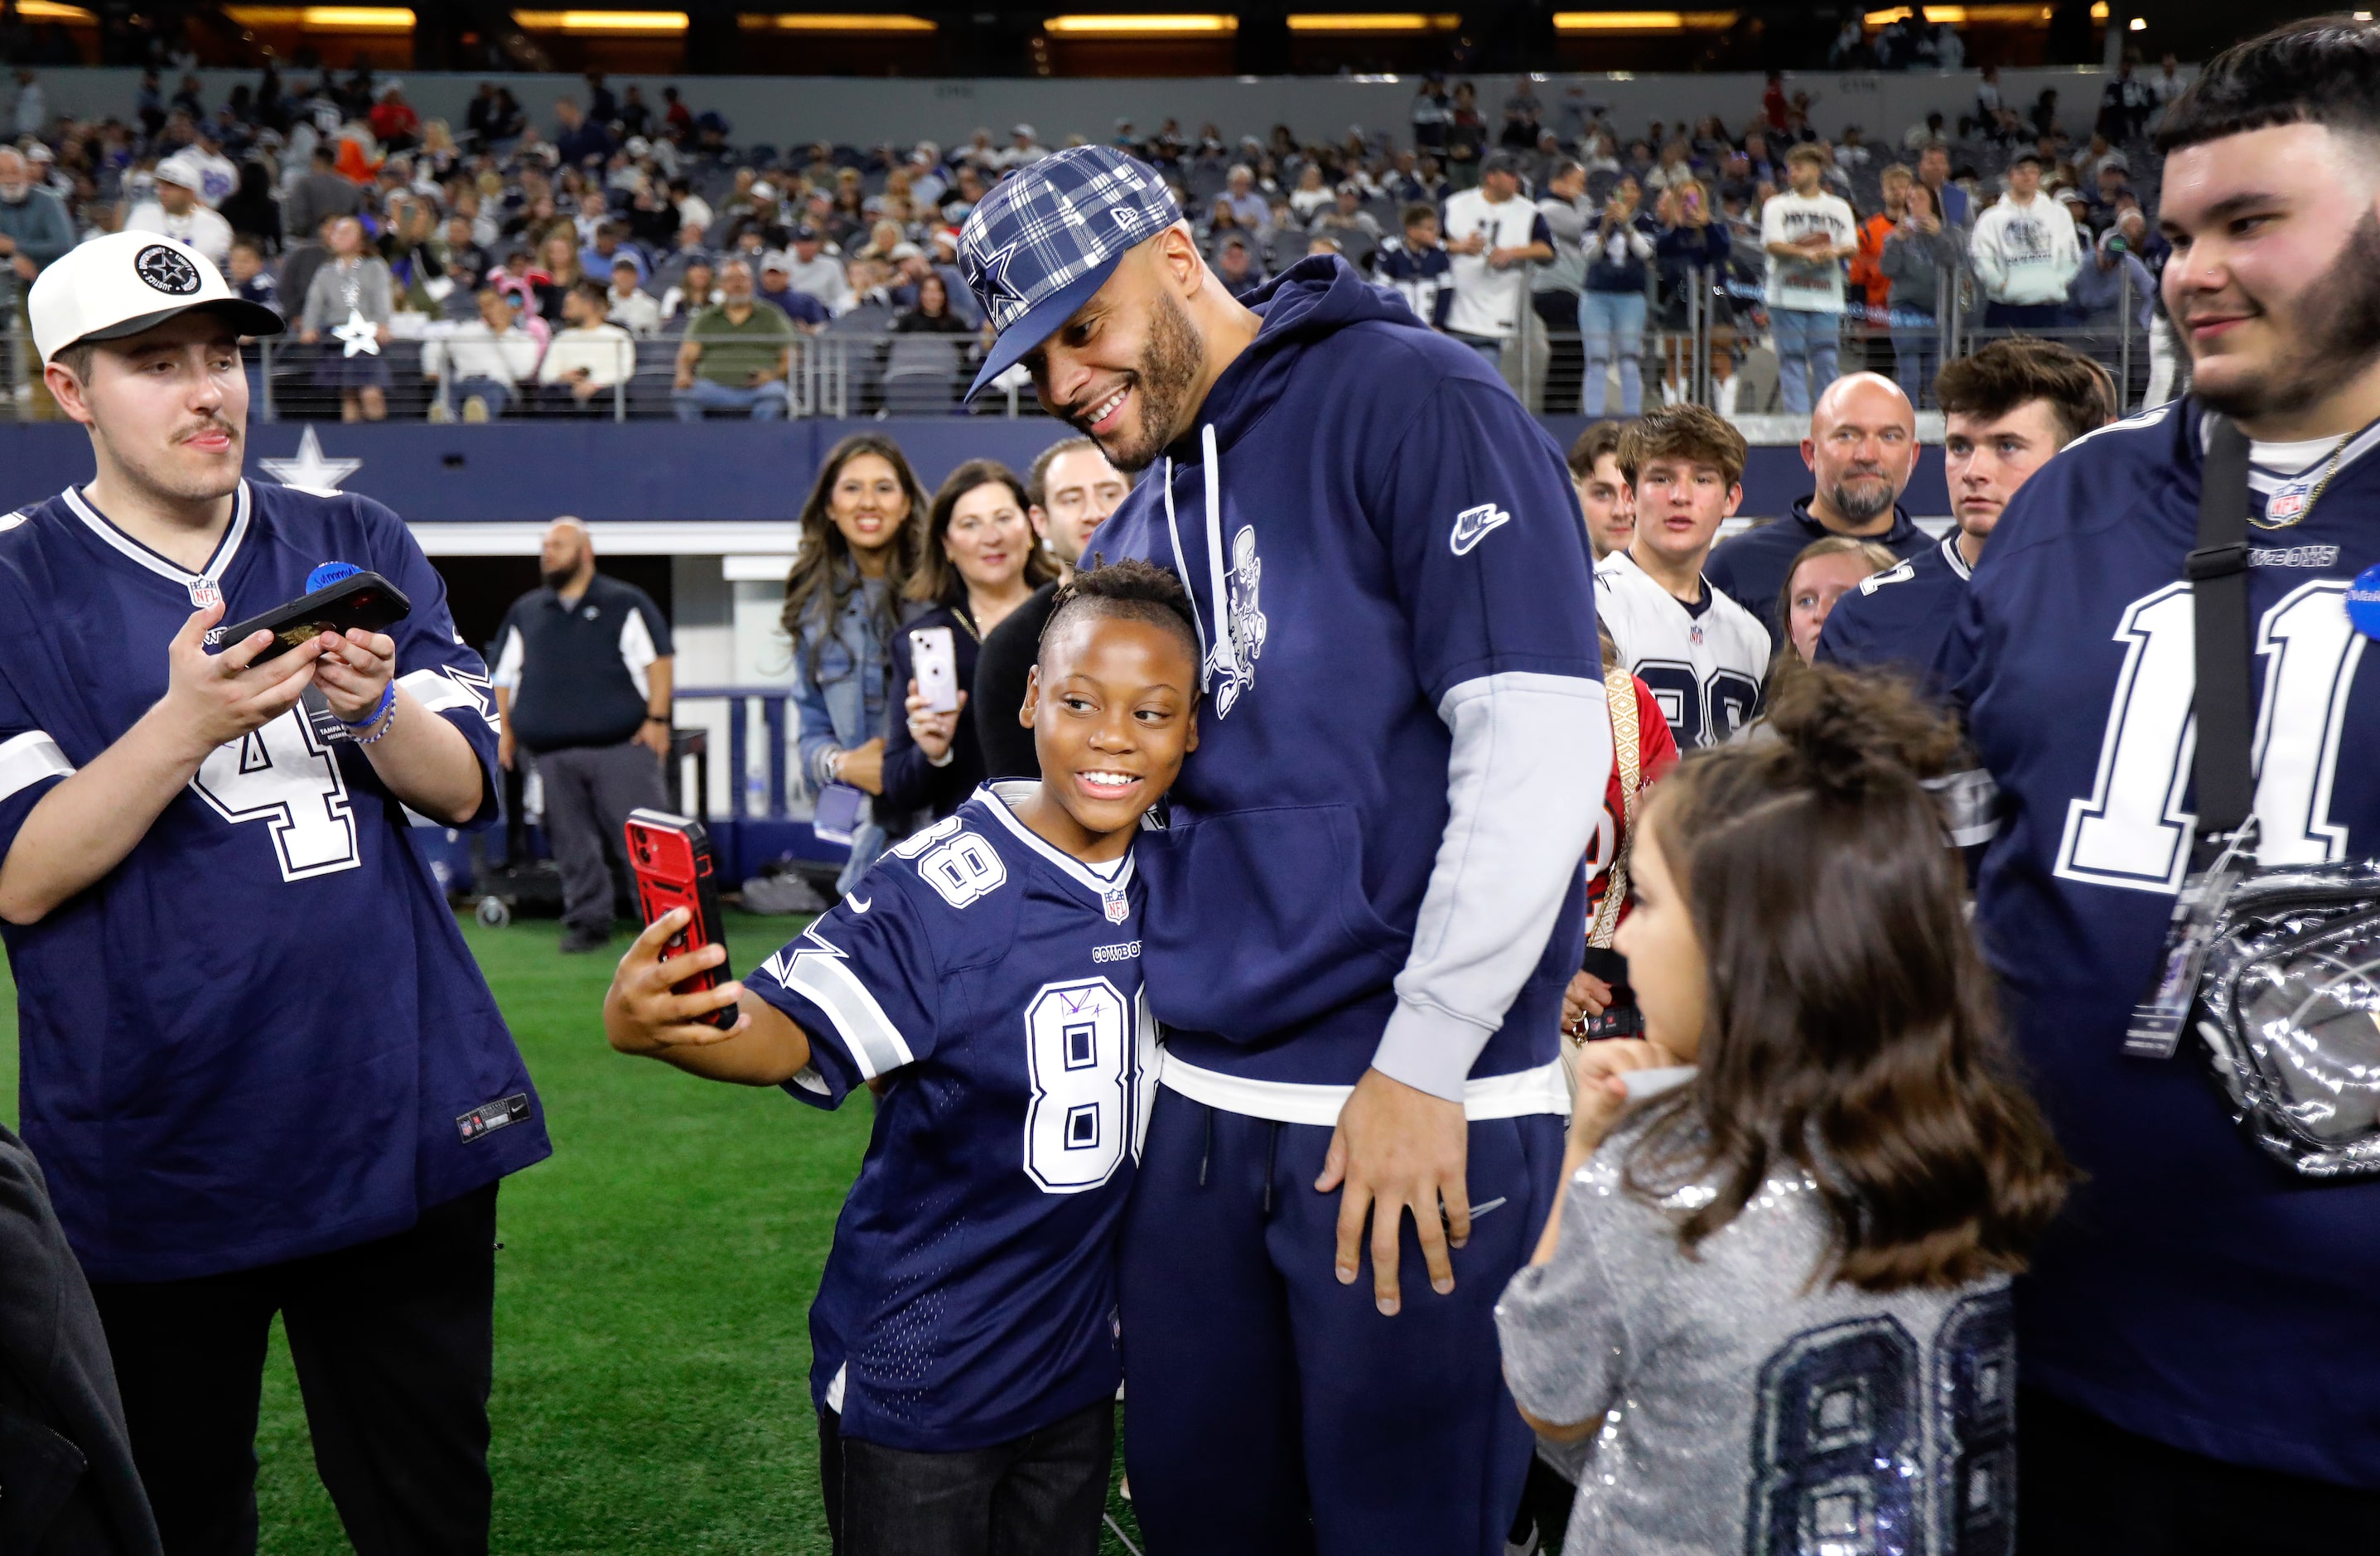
[818,1395,1113,1556]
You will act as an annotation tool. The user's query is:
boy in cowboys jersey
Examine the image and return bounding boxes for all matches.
[1595,403,1772,749]
[0,232,545,1553]
[605,562,1200,1554]
[1818,336,2110,682]
[1943,20,2380,1547]
[958,146,1605,1554]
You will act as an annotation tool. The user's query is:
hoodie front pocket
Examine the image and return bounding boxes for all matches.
[1138,802,1410,1042]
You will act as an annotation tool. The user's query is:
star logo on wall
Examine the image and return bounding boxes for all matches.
[330,307,382,358]
[258,428,363,495]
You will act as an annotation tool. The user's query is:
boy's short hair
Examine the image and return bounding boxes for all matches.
[1567,418,1629,481]
[1933,336,2112,447]
[1785,143,1828,169]
[1619,403,1748,488]
[229,235,263,257]
[1039,558,1201,681]
[1400,202,1437,230]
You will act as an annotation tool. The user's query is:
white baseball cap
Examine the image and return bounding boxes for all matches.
[152,152,203,191]
[29,230,284,365]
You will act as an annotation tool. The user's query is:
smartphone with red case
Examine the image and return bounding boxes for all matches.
[625,808,735,1031]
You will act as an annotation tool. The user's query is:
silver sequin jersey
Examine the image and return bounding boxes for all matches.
[1495,1105,2016,1556]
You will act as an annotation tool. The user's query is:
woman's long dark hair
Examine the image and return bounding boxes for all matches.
[906,458,1059,610]
[781,433,929,674]
[1624,667,2072,1293]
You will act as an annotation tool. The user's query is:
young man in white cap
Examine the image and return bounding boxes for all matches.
[2,230,546,1554]
[958,144,1607,1554]
[120,154,231,271]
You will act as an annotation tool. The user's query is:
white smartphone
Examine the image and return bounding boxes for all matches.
[911,626,959,715]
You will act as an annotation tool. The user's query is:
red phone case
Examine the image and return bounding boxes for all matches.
[624,808,735,1031]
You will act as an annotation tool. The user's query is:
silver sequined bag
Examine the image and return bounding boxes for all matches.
[2194,862,2380,1179]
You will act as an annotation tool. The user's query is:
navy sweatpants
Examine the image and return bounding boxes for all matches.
[1118,1085,1565,1556]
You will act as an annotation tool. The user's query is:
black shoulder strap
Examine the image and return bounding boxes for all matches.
[2187,413,2257,863]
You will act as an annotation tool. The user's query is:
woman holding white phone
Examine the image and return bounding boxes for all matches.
[881,460,1059,828]
[784,433,931,895]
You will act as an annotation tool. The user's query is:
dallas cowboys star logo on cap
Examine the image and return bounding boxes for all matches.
[966,239,1026,329]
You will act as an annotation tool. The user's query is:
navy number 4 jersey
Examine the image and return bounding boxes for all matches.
[0,481,548,1283]
[747,782,1151,1453]
[1943,399,2380,1487]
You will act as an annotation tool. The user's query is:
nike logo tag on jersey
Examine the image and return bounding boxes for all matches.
[847,894,871,914]
[1449,503,1511,556]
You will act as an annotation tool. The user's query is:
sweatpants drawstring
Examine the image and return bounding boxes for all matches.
[1262,1120,1282,1215]
[1198,1103,1214,1188]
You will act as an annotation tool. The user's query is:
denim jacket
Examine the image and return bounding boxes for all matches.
[789,575,892,891]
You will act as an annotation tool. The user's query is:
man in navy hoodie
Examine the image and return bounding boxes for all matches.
[958,146,1608,1554]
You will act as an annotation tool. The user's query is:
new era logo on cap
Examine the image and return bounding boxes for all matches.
[958,145,1181,399]
[29,230,285,366]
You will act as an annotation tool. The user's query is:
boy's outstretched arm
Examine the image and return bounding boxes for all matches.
[605,910,813,1085]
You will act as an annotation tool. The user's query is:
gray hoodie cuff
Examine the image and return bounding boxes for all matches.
[1370,998,1495,1105]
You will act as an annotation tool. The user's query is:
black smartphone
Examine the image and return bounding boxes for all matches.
[219,571,413,662]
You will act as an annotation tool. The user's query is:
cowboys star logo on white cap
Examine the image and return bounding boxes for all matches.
[133,244,202,297]
[27,230,283,366]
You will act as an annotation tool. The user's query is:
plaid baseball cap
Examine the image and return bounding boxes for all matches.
[958,144,1182,399]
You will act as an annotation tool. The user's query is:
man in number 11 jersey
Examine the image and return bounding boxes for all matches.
[1944,23,2380,1544]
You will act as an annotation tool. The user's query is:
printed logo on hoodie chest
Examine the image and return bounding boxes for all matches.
[1212,523,1267,717]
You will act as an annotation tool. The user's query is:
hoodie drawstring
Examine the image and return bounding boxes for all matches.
[1162,425,1236,697]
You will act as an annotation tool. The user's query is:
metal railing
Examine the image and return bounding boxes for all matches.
[673,685,805,823]
[1513,263,2162,418]
[1,271,2168,427]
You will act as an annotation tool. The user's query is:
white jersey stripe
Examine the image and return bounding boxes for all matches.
[774,942,915,1080]
[0,732,74,804]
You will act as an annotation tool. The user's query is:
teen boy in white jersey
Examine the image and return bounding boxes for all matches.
[1593,403,1772,749]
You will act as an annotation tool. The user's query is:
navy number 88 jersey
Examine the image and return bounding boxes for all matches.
[747,781,1152,1453]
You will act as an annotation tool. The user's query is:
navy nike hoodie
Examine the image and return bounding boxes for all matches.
[1093,257,1610,1109]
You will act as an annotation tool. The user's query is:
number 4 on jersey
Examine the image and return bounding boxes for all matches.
[189,708,360,882]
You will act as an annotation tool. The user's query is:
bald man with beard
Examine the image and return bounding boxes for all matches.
[1703,370,1934,639]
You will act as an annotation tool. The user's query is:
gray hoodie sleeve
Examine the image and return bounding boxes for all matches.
[1373,670,1611,1099]
[1361,379,1610,1103]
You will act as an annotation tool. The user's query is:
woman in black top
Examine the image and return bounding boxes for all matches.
[882,461,1058,824]
[889,273,973,335]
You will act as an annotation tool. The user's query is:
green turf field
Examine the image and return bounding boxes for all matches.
[0,910,1146,1555]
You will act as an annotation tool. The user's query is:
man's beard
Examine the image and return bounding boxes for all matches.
[1085,288,1204,475]
[542,567,578,592]
[2194,210,2380,425]
[1826,470,1897,524]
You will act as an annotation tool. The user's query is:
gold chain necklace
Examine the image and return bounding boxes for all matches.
[2253,430,2355,529]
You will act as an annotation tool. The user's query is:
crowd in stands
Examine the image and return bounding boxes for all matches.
[0,53,2191,421]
